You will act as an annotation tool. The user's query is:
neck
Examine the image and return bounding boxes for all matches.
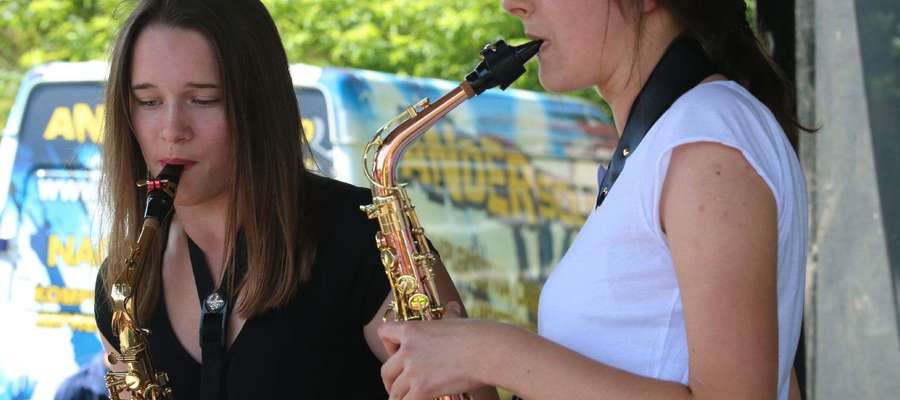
[597,13,682,135]
[173,194,230,279]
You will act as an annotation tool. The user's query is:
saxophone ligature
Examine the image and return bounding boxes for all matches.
[105,164,183,400]
[360,39,541,400]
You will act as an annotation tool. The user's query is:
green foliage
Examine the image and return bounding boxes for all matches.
[263,0,544,91]
[0,0,129,131]
[0,0,550,131]
[1,0,780,133]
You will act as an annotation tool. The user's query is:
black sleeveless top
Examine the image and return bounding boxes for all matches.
[95,175,390,399]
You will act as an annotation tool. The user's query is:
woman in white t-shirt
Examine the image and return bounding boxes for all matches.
[378,1,810,399]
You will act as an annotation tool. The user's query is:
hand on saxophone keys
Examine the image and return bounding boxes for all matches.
[377,304,500,400]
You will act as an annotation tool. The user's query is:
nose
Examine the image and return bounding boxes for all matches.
[160,103,191,144]
[502,0,532,18]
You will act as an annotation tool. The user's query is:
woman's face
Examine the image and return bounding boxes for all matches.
[130,24,231,207]
[502,0,634,92]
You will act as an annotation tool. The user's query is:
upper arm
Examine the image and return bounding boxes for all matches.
[660,141,778,399]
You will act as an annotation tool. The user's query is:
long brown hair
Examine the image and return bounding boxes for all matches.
[624,0,813,149]
[101,0,317,321]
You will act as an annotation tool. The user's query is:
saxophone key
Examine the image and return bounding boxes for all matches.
[383,301,398,322]
[374,232,388,249]
[360,204,379,219]
[396,275,418,295]
[380,248,396,269]
[125,372,142,390]
[408,293,430,312]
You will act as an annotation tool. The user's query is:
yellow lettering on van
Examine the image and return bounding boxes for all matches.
[400,141,433,185]
[560,182,585,227]
[43,104,104,143]
[458,139,486,204]
[424,130,450,189]
[482,138,509,217]
[35,312,98,333]
[438,127,464,203]
[34,285,93,306]
[47,235,76,267]
[535,172,559,221]
[506,152,536,224]
[47,235,102,267]
[75,236,97,266]
[43,107,75,142]
[301,117,315,142]
[73,103,104,143]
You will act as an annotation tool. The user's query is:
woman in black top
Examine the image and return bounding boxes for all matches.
[92,1,469,398]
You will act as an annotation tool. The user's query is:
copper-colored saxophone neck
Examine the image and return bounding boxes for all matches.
[371,83,475,190]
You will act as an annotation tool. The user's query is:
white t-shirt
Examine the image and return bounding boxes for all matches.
[538,81,807,400]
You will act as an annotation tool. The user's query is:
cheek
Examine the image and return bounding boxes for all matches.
[132,110,159,143]
[537,51,602,92]
[197,112,232,162]
[131,117,157,166]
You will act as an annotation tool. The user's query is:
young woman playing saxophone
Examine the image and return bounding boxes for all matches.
[378,1,810,399]
[92,1,490,398]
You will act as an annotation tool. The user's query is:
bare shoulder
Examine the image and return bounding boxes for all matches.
[660,141,774,235]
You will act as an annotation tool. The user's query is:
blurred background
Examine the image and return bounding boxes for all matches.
[1,0,898,399]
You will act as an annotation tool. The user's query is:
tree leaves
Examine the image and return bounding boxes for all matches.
[0,0,571,130]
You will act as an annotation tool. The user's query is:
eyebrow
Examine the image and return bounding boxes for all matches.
[131,82,221,90]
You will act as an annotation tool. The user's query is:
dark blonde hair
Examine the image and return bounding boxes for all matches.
[624,0,813,149]
[101,0,317,321]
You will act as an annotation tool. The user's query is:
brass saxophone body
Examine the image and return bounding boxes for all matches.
[360,39,541,400]
[105,164,183,400]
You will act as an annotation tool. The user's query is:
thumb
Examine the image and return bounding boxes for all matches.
[378,322,402,356]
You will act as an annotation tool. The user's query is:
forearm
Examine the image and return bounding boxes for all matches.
[432,257,467,316]
[478,324,692,400]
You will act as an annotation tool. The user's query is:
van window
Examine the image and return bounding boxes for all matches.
[297,87,333,175]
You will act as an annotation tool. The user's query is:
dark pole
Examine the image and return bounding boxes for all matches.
[756,0,806,396]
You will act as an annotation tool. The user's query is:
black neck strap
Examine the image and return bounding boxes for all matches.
[186,232,247,400]
[595,36,716,207]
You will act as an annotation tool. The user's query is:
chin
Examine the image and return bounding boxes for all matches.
[539,76,585,93]
[538,69,591,93]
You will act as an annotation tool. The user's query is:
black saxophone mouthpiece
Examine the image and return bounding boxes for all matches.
[156,164,184,185]
[465,39,543,95]
[142,164,184,221]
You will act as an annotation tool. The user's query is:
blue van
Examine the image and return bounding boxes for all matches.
[0,61,614,398]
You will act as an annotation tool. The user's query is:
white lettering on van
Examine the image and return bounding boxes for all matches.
[36,177,98,204]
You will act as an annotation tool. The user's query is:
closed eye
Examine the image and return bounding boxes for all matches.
[135,98,161,107]
[190,98,221,106]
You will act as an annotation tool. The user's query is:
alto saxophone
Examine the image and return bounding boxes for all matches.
[105,164,183,400]
[360,39,541,400]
